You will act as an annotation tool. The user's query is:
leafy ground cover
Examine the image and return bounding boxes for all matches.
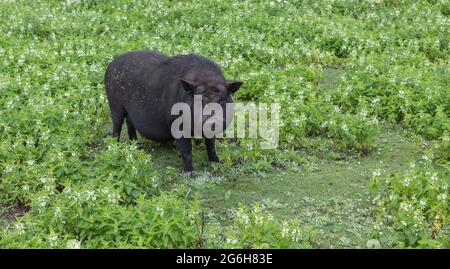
[0,0,448,248]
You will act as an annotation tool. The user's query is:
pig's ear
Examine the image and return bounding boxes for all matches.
[226,80,243,94]
[180,78,196,93]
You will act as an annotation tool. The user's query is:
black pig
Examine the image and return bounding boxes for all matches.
[104,50,243,172]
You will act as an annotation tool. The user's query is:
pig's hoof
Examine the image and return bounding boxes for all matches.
[208,156,221,163]
[184,171,195,177]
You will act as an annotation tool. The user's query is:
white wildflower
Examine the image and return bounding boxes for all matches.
[15,223,25,235]
[66,239,81,249]
[156,206,165,217]
[341,124,349,133]
[372,170,381,177]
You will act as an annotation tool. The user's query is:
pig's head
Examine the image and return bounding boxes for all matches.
[180,72,243,137]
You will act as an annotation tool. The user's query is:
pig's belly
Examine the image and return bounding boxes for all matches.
[139,127,173,142]
[127,112,173,142]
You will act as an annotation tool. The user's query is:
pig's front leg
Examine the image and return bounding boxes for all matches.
[176,138,194,172]
[205,138,220,162]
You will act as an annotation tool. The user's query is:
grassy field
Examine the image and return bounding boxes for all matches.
[150,114,423,248]
[0,0,448,248]
[143,70,423,248]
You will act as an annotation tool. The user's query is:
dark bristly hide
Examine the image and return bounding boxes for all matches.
[104,50,243,172]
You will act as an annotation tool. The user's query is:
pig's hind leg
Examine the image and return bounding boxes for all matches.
[176,138,194,173]
[125,116,137,140]
[111,110,125,141]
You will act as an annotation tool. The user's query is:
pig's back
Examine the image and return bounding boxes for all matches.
[105,50,167,101]
[104,50,173,141]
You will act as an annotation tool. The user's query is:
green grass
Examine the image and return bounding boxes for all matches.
[204,129,420,247]
[132,69,422,248]
[1,0,447,248]
[0,123,425,248]
[142,121,421,248]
